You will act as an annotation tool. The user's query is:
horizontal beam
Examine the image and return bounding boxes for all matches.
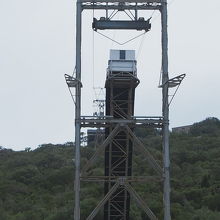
[79,116,163,128]
[81,176,163,182]
[80,0,162,3]
[82,4,161,10]
[93,19,151,31]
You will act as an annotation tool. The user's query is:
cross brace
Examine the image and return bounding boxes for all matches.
[81,124,163,177]
[86,179,158,220]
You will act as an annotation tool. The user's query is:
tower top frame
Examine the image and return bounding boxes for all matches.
[80,0,163,10]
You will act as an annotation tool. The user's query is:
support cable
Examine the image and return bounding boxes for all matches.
[110,12,119,48]
[136,13,154,57]
[94,30,147,46]
[68,86,76,105]
[128,10,135,19]
[136,11,157,57]
[108,10,116,20]
[124,10,135,20]
[158,67,163,87]
[137,32,148,58]
[92,7,95,89]
[108,10,118,20]
[168,83,180,106]
[72,66,76,78]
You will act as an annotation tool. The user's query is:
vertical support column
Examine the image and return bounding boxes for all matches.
[161,1,171,220]
[74,1,82,220]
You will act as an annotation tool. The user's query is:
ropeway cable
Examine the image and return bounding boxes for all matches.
[94,30,147,46]
[92,6,96,90]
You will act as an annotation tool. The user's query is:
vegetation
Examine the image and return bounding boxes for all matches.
[0,117,220,219]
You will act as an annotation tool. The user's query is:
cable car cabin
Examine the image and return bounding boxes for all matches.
[106,50,139,90]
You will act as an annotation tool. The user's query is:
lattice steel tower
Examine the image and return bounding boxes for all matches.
[64,0,184,220]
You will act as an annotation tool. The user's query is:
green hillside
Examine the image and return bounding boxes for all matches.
[0,117,220,220]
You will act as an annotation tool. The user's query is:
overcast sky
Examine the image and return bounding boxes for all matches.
[0,0,220,151]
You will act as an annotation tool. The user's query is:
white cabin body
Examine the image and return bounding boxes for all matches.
[107,50,137,75]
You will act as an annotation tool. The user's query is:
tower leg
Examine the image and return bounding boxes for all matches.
[74,1,82,220]
[161,1,171,220]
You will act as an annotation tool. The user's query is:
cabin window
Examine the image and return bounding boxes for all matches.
[120,50,126,60]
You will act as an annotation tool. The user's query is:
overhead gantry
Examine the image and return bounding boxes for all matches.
[66,0,173,220]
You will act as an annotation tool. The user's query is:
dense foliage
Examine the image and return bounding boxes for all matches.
[0,117,220,220]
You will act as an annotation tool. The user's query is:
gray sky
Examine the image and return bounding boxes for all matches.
[0,0,220,151]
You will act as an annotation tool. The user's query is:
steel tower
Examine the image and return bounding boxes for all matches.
[64,0,181,219]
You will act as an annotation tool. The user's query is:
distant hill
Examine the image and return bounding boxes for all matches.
[190,117,220,136]
[0,118,220,220]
